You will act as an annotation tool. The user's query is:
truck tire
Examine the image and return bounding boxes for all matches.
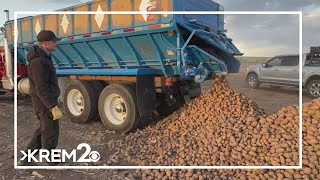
[307,79,320,98]
[246,73,260,89]
[98,83,140,133]
[64,80,99,123]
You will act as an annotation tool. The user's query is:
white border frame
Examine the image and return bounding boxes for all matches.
[14,11,303,170]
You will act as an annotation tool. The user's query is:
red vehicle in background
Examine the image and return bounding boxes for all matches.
[0,45,28,92]
[0,10,28,93]
[0,10,13,92]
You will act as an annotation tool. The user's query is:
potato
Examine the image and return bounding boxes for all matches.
[303,167,312,175]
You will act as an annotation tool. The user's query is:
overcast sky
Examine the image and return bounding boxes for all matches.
[214,0,320,56]
[0,0,319,57]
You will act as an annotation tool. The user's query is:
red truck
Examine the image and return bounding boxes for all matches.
[0,13,28,92]
[0,46,28,92]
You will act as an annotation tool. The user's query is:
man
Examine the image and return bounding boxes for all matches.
[18,30,63,166]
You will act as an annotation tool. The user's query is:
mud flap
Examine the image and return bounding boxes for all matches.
[136,75,156,117]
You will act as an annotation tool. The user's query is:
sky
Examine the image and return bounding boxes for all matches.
[213,0,320,56]
[0,0,319,57]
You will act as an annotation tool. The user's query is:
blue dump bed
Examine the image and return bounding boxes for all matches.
[5,0,242,82]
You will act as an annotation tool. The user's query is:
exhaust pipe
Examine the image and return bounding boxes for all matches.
[3,38,13,87]
[1,10,14,90]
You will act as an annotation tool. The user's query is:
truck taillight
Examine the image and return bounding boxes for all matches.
[83,34,91,38]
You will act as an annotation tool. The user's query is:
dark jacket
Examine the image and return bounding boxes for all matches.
[27,46,60,109]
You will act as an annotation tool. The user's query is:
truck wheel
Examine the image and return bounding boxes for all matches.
[64,80,99,123]
[98,83,140,133]
[307,79,320,98]
[246,73,260,89]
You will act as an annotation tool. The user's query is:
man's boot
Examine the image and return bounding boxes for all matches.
[18,158,37,166]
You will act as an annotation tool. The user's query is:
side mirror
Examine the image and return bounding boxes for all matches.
[262,63,271,68]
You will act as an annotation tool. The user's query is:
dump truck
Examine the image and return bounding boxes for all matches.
[1,0,242,133]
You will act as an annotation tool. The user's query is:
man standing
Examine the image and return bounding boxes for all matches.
[19,30,63,166]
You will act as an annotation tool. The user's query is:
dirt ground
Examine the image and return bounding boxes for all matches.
[0,59,312,179]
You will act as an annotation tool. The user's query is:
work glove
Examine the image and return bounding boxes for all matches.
[50,106,63,120]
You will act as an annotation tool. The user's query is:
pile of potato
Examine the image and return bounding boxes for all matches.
[109,76,319,179]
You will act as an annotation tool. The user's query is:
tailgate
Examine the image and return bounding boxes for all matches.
[180,23,242,55]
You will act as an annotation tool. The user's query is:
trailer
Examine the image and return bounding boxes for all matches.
[1,0,242,133]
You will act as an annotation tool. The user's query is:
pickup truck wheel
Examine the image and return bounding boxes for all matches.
[98,83,140,133]
[307,80,320,98]
[246,73,260,89]
[64,80,99,123]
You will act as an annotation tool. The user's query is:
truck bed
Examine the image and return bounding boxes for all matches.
[4,0,242,78]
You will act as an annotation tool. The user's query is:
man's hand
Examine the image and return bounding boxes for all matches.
[51,106,62,120]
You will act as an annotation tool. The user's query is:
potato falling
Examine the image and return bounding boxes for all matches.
[109,76,319,179]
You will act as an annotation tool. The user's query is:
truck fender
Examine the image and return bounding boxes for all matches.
[136,75,156,117]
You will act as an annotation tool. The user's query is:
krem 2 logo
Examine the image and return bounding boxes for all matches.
[20,143,100,163]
